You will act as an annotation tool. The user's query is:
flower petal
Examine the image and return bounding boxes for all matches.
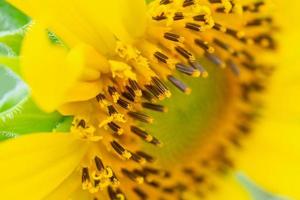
[7,0,118,54]
[236,121,300,200]
[0,133,88,199]
[21,23,83,112]
[44,172,81,200]
[205,175,251,200]
[234,1,300,198]
[7,0,146,53]
[64,80,103,103]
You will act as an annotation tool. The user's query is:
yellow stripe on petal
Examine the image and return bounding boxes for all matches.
[21,23,84,112]
[0,133,88,200]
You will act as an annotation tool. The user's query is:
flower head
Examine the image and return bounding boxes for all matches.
[0,0,281,199]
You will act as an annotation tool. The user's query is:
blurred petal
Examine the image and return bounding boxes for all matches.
[44,172,81,200]
[235,0,300,197]
[7,0,146,54]
[0,133,88,199]
[205,175,251,200]
[7,0,117,54]
[64,80,103,103]
[21,23,84,112]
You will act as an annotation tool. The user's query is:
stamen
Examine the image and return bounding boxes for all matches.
[82,167,90,183]
[153,13,167,21]
[164,32,183,42]
[167,75,191,94]
[130,152,146,164]
[152,77,171,98]
[136,151,156,163]
[173,12,184,21]
[142,102,168,112]
[122,169,144,184]
[129,79,142,96]
[78,119,86,128]
[108,105,118,116]
[185,22,202,32]
[176,63,200,77]
[189,61,209,77]
[133,187,148,199]
[145,180,161,188]
[131,126,162,146]
[193,14,206,22]
[154,51,169,63]
[127,112,154,123]
[108,86,120,103]
[142,90,156,103]
[246,17,272,27]
[227,60,240,76]
[108,186,126,200]
[226,28,245,39]
[94,156,105,172]
[145,85,164,100]
[208,0,222,4]
[111,141,132,159]
[122,91,135,102]
[205,53,226,68]
[195,39,215,53]
[108,122,124,135]
[96,93,106,102]
[243,2,265,13]
[183,0,195,7]
[213,23,227,32]
[125,85,136,98]
[160,0,172,5]
[117,98,132,110]
[175,46,194,60]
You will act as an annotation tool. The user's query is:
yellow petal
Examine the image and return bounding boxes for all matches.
[120,0,147,39]
[8,0,117,54]
[58,101,96,116]
[234,0,300,197]
[8,0,146,51]
[206,175,251,200]
[8,0,149,54]
[44,172,81,200]
[64,80,103,103]
[21,23,84,112]
[0,133,88,200]
[236,121,300,199]
[68,0,147,44]
[68,187,92,200]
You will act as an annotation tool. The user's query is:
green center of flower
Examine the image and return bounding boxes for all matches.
[143,61,230,165]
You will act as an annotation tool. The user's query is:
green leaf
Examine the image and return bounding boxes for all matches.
[0,67,70,141]
[0,26,26,54]
[0,0,30,74]
[0,0,30,32]
[0,42,20,75]
[0,54,20,75]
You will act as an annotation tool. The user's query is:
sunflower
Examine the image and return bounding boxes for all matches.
[0,0,299,200]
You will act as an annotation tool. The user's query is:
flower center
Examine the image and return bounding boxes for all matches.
[60,0,275,199]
